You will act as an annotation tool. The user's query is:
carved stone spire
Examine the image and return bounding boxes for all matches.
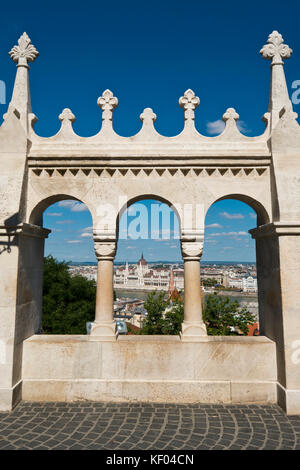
[8,33,39,132]
[140,108,157,130]
[260,31,293,130]
[97,89,118,132]
[58,108,76,136]
[222,108,240,134]
[179,89,200,130]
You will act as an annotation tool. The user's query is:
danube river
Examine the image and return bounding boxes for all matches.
[115,289,257,305]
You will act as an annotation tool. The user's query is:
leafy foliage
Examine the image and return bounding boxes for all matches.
[202,293,256,336]
[140,291,183,335]
[141,291,255,336]
[162,299,184,335]
[140,291,169,335]
[202,278,218,287]
[42,255,96,334]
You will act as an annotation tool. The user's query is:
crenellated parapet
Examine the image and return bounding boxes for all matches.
[2,30,299,160]
[27,84,270,153]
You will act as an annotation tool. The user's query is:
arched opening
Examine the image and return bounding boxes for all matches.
[203,196,265,336]
[114,197,182,334]
[28,196,96,335]
[213,194,269,226]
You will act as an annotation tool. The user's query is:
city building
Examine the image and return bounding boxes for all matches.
[114,255,184,291]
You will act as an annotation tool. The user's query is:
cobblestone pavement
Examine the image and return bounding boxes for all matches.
[0,402,300,450]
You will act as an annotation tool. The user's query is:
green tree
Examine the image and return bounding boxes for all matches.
[141,291,256,336]
[203,293,256,336]
[140,291,169,335]
[162,299,184,335]
[202,277,218,287]
[42,255,96,334]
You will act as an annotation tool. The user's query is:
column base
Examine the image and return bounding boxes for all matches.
[89,321,118,341]
[0,381,22,411]
[277,383,300,415]
[180,321,207,341]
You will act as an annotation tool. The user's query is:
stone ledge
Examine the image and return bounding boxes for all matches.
[24,334,275,344]
[21,379,277,404]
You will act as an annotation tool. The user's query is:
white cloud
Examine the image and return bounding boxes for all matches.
[67,240,82,244]
[58,200,88,212]
[80,226,93,237]
[211,231,248,237]
[237,121,250,134]
[47,212,62,217]
[206,119,250,135]
[71,203,88,212]
[249,212,257,219]
[206,120,225,135]
[205,223,222,229]
[58,201,76,207]
[205,239,217,245]
[56,220,74,224]
[219,211,244,220]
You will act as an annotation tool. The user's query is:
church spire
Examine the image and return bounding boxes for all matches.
[168,268,175,297]
[8,32,39,132]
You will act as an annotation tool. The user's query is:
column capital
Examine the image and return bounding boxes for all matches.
[93,229,117,260]
[180,231,204,261]
[181,242,203,261]
[250,222,300,239]
[94,241,117,261]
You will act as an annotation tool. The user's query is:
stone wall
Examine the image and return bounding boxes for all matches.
[22,335,277,404]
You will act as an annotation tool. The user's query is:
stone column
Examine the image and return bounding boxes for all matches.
[250,223,300,414]
[180,237,207,340]
[0,223,50,411]
[90,236,117,340]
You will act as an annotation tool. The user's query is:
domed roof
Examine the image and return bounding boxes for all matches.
[137,253,147,266]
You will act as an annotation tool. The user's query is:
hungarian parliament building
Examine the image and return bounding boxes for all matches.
[114,254,184,291]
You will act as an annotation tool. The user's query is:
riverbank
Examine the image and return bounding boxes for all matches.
[115,288,258,304]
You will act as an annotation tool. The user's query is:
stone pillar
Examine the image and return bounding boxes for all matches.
[180,236,207,340]
[90,236,117,340]
[250,223,300,414]
[0,223,50,411]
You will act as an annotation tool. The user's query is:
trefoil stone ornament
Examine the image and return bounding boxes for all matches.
[179,89,200,127]
[97,89,118,128]
[260,31,292,66]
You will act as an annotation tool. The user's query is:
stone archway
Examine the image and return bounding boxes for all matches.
[1,31,300,413]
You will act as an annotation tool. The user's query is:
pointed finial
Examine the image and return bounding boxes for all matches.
[9,32,39,66]
[179,89,200,126]
[260,31,292,65]
[140,108,157,123]
[59,108,76,123]
[223,108,239,123]
[97,89,118,127]
[58,108,76,135]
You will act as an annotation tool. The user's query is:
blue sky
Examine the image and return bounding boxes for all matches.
[1,0,299,262]
[43,199,257,262]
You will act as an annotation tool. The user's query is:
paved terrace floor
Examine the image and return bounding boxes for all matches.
[0,402,300,450]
